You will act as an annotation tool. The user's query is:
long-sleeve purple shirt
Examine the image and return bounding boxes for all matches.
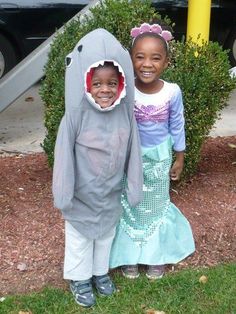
[134,81,185,152]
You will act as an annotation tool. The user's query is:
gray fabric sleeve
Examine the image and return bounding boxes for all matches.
[125,113,143,207]
[52,112,77,211]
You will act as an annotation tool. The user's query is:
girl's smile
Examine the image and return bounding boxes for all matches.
[141,71,155,77]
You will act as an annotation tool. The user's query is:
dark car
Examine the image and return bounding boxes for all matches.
[0,0,88,78]
[0,0,235,78]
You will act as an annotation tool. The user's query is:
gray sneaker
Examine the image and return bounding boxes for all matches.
[93,274,116,296]
[70,279,96,307]
[121,265,140,279]
[146,265,165,280]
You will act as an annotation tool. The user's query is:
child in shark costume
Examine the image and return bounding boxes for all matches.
[52,28,143,307]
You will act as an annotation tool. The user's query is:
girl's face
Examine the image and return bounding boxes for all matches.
[131,36,169,93]
[90,66,119,108]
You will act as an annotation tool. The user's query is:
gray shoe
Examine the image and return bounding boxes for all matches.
[121,265,140,279]
[146,265,165,280]
[93,274,116,296]
[70,279,96,307]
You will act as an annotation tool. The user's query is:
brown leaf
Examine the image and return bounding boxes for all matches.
[146,310,166,314]
[24,96,34,102]
[228,143,236,149]
[17,262,27,271]
[199,275,208,283]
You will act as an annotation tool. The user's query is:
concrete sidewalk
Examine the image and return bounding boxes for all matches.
[0,84,236,155]
[210,89,236,137]
[0,84,45,154]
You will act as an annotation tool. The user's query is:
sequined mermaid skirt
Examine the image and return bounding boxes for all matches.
[110,136,195,268]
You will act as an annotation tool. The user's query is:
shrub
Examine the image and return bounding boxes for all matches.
[40,0,236,178]
[163,40,236,176]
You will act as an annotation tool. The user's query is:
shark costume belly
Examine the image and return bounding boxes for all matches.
[52,29,143,240]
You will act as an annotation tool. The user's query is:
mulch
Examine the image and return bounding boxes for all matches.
[0,136,236,295]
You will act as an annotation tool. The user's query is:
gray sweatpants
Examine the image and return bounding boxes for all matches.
[64,221,116,281]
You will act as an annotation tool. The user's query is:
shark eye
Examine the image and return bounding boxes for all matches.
[77,45,83,52]
[65,57,72,67]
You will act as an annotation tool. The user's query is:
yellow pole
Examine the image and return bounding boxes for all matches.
[187,0,211,45]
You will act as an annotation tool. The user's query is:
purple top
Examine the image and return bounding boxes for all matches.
[134,81,185,151]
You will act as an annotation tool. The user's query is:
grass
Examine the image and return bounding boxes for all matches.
[1,263,236,314]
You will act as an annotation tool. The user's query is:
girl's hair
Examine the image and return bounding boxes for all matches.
[131,32,169,56]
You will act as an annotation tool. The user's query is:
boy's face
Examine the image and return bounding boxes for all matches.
[90,66,119,109]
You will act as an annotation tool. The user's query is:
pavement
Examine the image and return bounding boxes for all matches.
[0,84,236,155]
[0,83,45,154]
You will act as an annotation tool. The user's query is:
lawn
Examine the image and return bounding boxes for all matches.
[1,263,235,314]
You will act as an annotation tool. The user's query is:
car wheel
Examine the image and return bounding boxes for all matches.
[226,28,236,67]
[0,34,18,78]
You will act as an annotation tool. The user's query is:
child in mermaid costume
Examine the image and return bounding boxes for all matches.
[110,23,195,279]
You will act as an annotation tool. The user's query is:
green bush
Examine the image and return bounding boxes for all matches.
[163,40,236,176]
[40,0,236,177]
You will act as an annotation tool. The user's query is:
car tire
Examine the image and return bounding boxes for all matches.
[225,28,236,67]
[0,34,18,78]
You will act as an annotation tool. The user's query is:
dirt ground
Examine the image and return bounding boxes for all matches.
[0,136,236,296]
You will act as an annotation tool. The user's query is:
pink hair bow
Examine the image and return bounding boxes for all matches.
[130,23,173,42]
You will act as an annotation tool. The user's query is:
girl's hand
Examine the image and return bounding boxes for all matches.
[170,151,184,181]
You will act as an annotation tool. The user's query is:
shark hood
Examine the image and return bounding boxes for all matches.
[65,28,134,113]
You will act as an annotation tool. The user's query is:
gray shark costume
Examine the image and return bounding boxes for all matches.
[53,29,143,241]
